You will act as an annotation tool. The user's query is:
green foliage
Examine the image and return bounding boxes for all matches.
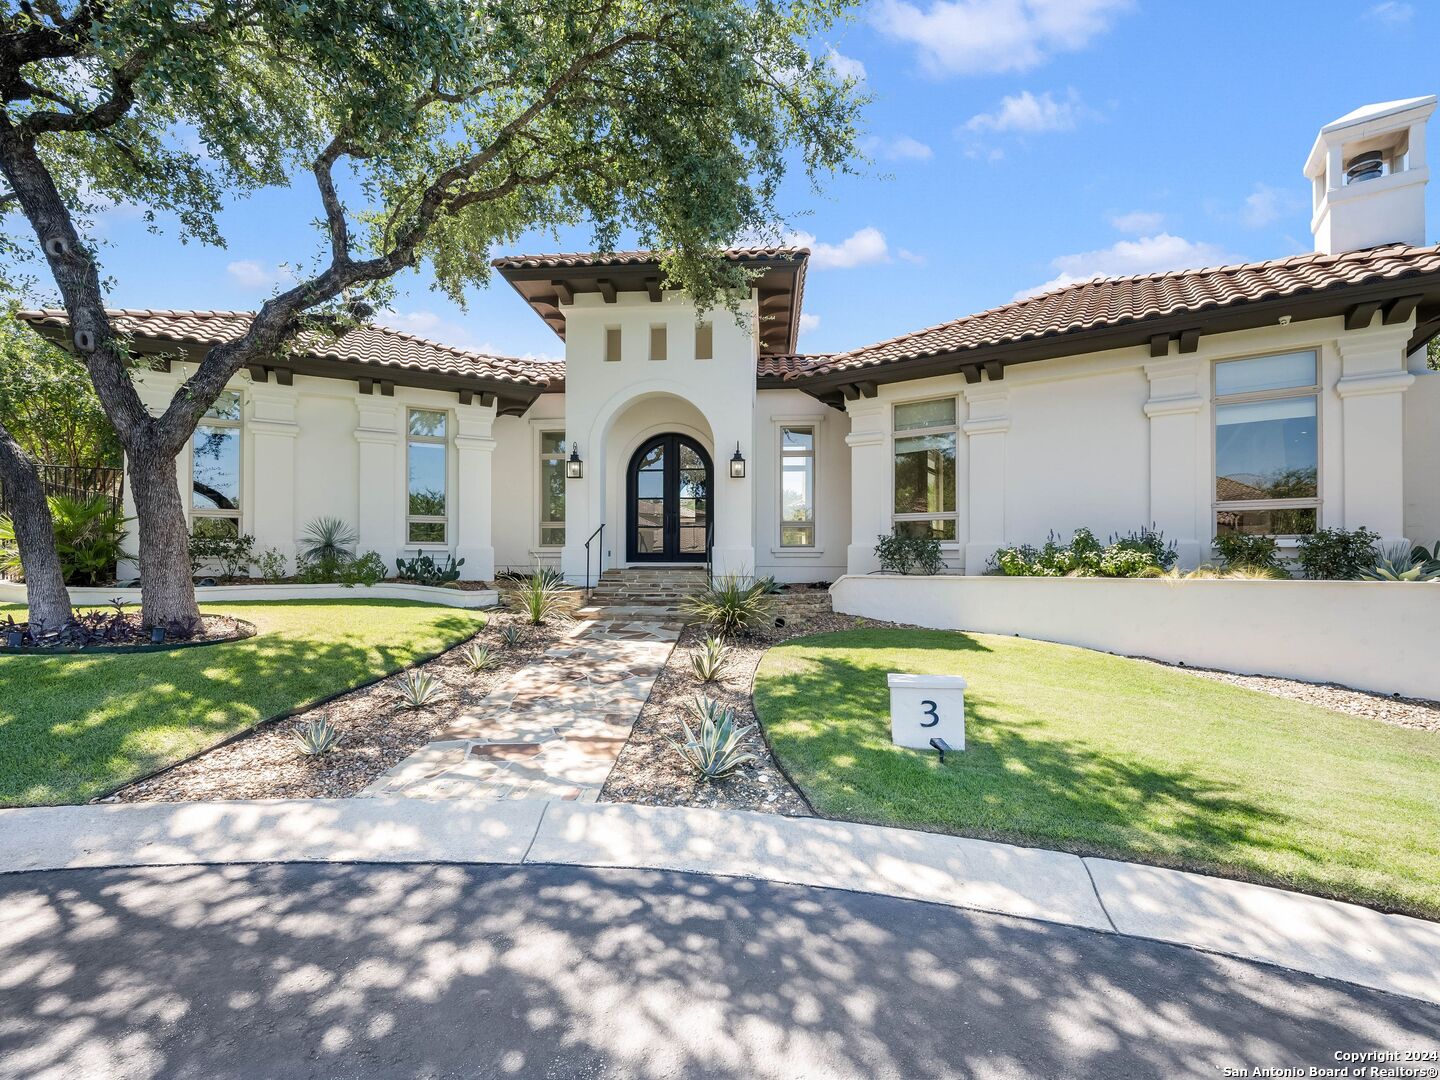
[394,552,463,587]
[1211,532,1287,575]
[1296,527,1380,581]
[498,624,524,648]
[254,547,287,582]
[874,532,945,575]
[684,574,775,637]
[989,527,1175,579]
[299,517,358,563]
[338,551,387,587]
[0,494,133,586]
[1359,543,1440,582]
[667,695,758,779]
[394,668,443,709]
[1429,335,1438,372]
[516,568,570,626]
[690,634,728,683]
[188,531,255,581]
[0,306,120,469]
[462,642,498,673]
[291,717,343,756]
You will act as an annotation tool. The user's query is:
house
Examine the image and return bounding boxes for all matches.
[20,97,1440,585]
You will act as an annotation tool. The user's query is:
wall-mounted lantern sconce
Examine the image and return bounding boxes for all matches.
[566,442,584,479]
[729,443,746,479]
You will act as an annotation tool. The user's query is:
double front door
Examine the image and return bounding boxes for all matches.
[626,434,711,562]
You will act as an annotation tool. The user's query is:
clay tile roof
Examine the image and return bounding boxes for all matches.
[17,309,563,388]
[794,242,1440,380]
[757,353,828,377]
[489,247,808,270]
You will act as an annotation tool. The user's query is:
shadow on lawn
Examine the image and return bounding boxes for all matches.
[0,604,481,806]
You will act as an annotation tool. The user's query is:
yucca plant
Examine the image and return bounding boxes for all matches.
[498,624,524,648]
[667,695,758,779]
[462,642,498,673]
[690,634,727,683]
[1360,543,1440,582]
[299,516,358,562]
[395,669,443,709]
[684,573,775,637]
[517,568,571,626]
[292,717,343,756]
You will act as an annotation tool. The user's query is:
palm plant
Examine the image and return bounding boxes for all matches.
[518,568,571,626]
[394,669,443,709]
[299,516,358,562]
[690,634,727,683]
[684,573,774,637]
[292,716,343,756]
[667,695,758,779]
[1,494,134,586]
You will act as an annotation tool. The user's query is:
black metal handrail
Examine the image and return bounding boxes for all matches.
[583,523,605,597]
[704,519,715,585]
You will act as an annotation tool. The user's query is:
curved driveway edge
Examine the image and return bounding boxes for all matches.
[2,797,1437,1005]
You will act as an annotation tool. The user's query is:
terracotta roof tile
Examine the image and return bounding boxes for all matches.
[757,353,828,377]
[490,247,808,270]
[794,243,1440,380]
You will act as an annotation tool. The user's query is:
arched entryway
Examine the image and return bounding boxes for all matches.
[626,434,712,562]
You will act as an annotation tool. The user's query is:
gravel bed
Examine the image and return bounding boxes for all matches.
[114,610,563,803]
[601,611,876,816]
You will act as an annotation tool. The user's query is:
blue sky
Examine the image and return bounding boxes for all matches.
[72,0,1440,361]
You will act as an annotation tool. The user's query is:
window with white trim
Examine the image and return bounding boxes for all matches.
[780,425,815,547]
[892,397,957,540]
[1213,350,1319,536]
[191,390,242,538]
[539,430,566,547]
[407,409,448,544]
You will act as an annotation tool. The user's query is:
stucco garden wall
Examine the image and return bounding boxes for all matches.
[830,574,1440,700]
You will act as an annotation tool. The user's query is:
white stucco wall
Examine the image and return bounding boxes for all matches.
[1404,367,1440,549]
[492,392,565,574]
[752,389,850,583]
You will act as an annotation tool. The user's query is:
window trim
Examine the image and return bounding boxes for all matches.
[406,407,450,548]
[778,423,817,549]
[891,395,959,543]
[538,427,566,549]
[190,389,243,535]
[1211,349,1322,537]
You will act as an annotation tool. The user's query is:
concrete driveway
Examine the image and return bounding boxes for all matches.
[2,862,1435,1080]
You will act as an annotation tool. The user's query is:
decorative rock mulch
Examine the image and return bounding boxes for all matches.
[0,612,252,652]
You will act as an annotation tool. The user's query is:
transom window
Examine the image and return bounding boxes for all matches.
[892,397,957,540]
[407,409,448,545]
[780,425,815,547]
[1214,350,1319,536]
[191,390,242,538]
[539,430,566,547]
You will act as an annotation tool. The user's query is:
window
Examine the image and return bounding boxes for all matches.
[695,321,714,360]
[892,397,957,540]
[649,325,667,361]
[407,409,448,544]
[539,430,566,547]
[191,390,242,537]
[780,426,816,547]
[1214,350,1319,536]
[605,326,622,362]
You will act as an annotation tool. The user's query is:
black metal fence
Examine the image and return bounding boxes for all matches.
[0,463,123,516]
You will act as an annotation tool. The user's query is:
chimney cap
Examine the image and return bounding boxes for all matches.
[1306,95,1437,178]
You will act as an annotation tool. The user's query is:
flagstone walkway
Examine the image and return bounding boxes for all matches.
[360,615,681,803]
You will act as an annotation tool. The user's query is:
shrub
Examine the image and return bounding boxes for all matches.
[462,642,498,673]
[189,530,255,581]
[1296,527,1380,580]
[0,494,134,586]
[989,526,1172,578]
[394,552,464,586]
[874,532,945,575]
[667,695,758,779]
[300,516,357,562]
[690,634,727,683]
[516,568,570,625]
[1211,532,1286,575]
[254,546,287,582]
[338,551,387,587]
[1359,543,1440,582]
[292,717,342,756]
[684,573,774,637]
[394,669,443,709]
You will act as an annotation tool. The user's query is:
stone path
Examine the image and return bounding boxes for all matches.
[360,615,681,803]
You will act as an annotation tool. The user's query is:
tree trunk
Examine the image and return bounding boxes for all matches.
[0,421,72,634]
[126,448,200,630]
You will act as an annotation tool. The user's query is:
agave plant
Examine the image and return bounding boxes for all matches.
[292,717,343,756]
[689,634,727,683]
[462,642,498,673]
[667,695,758,779]
[518,568,572,626]
[499,624,524,648]
[394,669,443,709]
[1360,542,1440,582]
[683,573,775,637]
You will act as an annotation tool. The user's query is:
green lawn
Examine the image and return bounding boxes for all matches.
[0,599,484,807]
[755,628,1440,919]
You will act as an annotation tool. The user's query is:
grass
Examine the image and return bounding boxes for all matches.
[0,599,484,807]
[754,628,1440,919]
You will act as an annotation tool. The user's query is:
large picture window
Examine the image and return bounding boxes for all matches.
[407,409,448,545]
[539,430,566,547]
[1214,350,1319,536]
[780,425,815,547]
[893,397,957,540]
[191,390,242,538]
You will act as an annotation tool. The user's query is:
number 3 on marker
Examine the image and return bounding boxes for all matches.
[920,700,939,727]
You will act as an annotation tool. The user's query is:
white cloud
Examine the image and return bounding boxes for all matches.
[862,134,934,161]
[1240,182,1302,229]
[827,48,867,83]
[898,248,927,265]
[1109,210,1165,234]
[964,89,1085,134]
[798,312,821,335]
[1367,1,1413,25]
[875,0,1132,77]
[789,226,891,270]
[226,259,295,291]
[1016,233,1234,299]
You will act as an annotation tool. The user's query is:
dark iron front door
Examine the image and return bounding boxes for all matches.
[626,434,711,562]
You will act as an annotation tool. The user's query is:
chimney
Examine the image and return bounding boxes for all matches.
[1304,95,1435,254]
